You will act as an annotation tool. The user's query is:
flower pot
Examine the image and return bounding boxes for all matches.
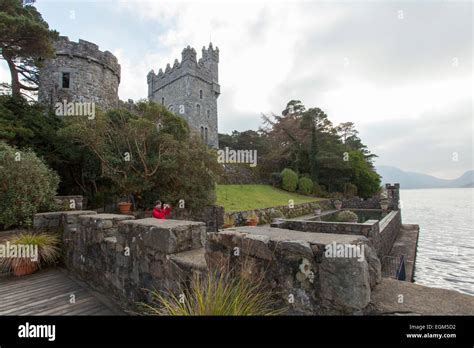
[334,203,342,210]
[380,202,389,210]
[246,219,258,227]
[12,259,38,277]
[117,202,132,214]
[223,224,235,229]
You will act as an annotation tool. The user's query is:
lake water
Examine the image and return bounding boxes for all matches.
[400,188,474,295]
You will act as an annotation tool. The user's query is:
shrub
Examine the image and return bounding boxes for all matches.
[270,172,282,188]
[297,177,313,195]
[343,183,358,198]
[336,210,358,223]
[0,142,59,229]
[0,233,61,273]
[139,269,284,316]
[280,168,298,192]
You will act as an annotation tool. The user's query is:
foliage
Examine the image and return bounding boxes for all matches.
[270,172,282,187]
[0,141,59,229]
[343,182,358,198]
[0,232,61,273]
[139,269,284,316]
[223,215,235,227]
[281,168,298,192]
[0,0,59,97]
[216,184,322,212]
[297,177,313,195]
[312,182,327,197]
[347,151,381,199]
[59,101,219,212]
[0,95,106,203]
[336,210,358,223]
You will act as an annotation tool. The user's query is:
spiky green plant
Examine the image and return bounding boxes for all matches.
[0,233,61,273]
[139,269,285,316]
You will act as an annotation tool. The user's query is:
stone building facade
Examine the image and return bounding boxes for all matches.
[38,36,121,110]
[147,43,220,148]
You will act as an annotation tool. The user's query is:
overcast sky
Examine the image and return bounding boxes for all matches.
[1,0,472,179]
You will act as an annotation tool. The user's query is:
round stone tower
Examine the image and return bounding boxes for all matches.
[38,36,121,110]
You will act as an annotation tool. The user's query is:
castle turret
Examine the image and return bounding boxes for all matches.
[38,36,120,110]
[202,42,219,85]
[147,43,220,148]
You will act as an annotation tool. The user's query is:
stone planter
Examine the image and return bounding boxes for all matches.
[314,209,322,215]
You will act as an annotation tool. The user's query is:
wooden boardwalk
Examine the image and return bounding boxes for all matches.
[0,268,124,315]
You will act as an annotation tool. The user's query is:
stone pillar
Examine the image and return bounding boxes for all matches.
[385,183,400,210]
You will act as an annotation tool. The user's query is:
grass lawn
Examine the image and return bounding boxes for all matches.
[216,184,324,212]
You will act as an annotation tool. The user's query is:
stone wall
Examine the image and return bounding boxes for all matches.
[34,211,207,308]
[375,210,402,257]
[205,226,381,315]
[271,210,402,259]
[225,200,332,226]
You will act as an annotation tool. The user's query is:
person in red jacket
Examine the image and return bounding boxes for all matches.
[152,200,172,219]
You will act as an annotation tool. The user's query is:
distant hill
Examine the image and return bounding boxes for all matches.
[377,166,474,189]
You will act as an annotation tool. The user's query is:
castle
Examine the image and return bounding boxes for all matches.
[147,44,220,148]
[38,38,219,148]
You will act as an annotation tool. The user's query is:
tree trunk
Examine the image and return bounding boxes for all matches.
[4,55,20,97]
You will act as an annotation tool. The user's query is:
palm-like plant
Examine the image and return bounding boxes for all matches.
[139,269,285,316]
[0,233,61,275]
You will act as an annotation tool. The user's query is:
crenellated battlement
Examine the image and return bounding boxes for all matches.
[54,36,121,81]
[148,43,218,93]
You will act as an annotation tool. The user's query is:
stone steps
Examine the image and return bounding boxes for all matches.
[169,248,207,273]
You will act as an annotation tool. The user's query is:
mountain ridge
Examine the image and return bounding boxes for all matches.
[376,166,474,189]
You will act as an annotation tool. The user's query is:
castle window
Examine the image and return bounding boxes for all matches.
[205,127,208,144]
[200,90,203,99]
[161,97,165,105]
[200,126,204,141]
[196,104,201,116]
[207,110,210,119]
[62,72,70,89]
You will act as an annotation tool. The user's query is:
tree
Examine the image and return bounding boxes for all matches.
[60,101,220,212]
[0,0,58,97]
[347,150,381,198]
[336,122,357,143]
[282,100,305,117]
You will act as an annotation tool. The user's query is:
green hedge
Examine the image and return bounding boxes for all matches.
[281,168,298,192]
[0,142,59,229]
[297,177,313,195]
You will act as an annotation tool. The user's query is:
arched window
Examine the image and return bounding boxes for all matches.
[161,97,165,105]
[199,90,203,99]
[196,104,201,116]
[200,126,204,140]
[205,127,208,144]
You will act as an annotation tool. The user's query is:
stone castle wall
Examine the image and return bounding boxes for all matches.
[38,36,120,110]
[147,44,219,148]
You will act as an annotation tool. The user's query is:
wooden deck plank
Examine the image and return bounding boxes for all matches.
[0,268,124,316]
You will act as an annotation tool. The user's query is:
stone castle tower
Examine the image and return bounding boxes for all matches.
[147,43,220,148]
[38,36,121,110]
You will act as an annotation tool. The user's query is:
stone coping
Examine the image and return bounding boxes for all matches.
[230,226,368,246]
[120,218,206,228]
